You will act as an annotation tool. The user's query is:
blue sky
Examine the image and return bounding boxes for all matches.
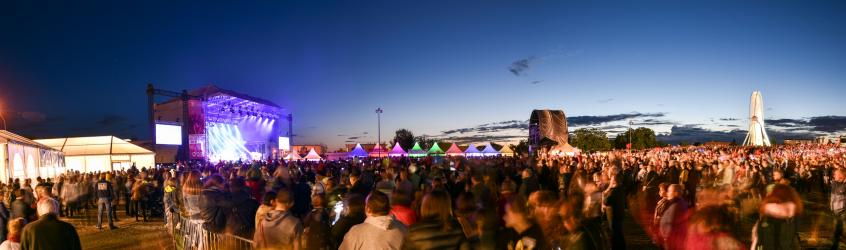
[1,1,845,149]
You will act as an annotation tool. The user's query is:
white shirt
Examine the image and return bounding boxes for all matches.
[0,240,21,250]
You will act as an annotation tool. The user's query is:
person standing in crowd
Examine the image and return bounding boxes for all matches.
[255,191,277,230]
[0,218,23,250]
[752,184,802,250]
[389,189,417,227]
[199,175,231,233]
[558,197,601,250]
[503,195,545,250]
[685,205,744,250]
[652,183,670,245]
[9,191,32,224]
[402,190,468,250]
[331,194,366,249]
[603,175,626,250]
[20,198,82,250]
[95,173,116,230]
[303,194,331,250]
[339,191,407,250]
[131,175,150,222]
[658,184,688,250]
[254,189,302,250]
[831,168,846,250]
[226,177,259,238]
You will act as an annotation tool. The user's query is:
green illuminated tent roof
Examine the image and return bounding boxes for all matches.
[427,142,445,155]
[408,142,428,157]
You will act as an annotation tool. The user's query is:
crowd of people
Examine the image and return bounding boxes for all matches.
[0,143,844,250]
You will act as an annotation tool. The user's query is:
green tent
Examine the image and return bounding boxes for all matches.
[427,142,445,156]
[408,142,428,157]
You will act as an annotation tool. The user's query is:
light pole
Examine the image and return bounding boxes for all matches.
[628,120,633,150]
[376,108,383,157]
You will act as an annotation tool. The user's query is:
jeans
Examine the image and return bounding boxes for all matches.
[97,198,113,228]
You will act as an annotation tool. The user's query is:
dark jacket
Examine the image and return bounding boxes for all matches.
[303,207,331,250]
[21,214,82,250]
[402,218,469,250]
[199,187,232,233]
[96,180,113,200]
[226,190,259,238]
[331,212,366,249]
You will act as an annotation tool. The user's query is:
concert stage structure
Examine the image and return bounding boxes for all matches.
[148,85,291,163]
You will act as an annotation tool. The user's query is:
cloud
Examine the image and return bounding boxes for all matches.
[631,118,675,126]
[347,136,361,140]
[441,120,528,135]
[767,118,807,127]
[437,135,527,145]
[508,56,536,76]
[597,98,614,103]
[530,80,543,84]
[719,118,739,121]
[362,132,369,134]
[807,116,846,133]
[567,112,666,126]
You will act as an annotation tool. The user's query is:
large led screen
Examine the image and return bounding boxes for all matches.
[156,124,183,145]
[279,136,290,150]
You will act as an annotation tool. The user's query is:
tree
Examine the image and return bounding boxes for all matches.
[392,129,415,151]
[415,136,437,149]
[613,127,666,150]
[570,128,613,152]
[510,140,530,156]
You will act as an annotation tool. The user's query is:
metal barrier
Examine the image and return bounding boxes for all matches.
[169,213,255,250]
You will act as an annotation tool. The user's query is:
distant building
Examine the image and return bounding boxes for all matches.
[783,139,814,145]
[703,141,731,147]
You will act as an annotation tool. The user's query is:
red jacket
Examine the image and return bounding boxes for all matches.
[390,205,418,227]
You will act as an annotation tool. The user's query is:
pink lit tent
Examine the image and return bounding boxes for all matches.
[464,143,482,157]
[445,143,464,157]
[348,143,369,158]
[388,142,407,157]
[304,148,323,161]
[368,144,388,158]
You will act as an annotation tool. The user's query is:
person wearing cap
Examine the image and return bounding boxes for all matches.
[96,173,116,230]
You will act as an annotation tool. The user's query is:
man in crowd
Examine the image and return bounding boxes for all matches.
[831,168,846,250]
[96,173,116,230]
[339,191,407,250]
[254,189,302,250]
[20,197,82,250]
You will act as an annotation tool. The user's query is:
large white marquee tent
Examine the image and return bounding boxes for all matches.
[35,136,154,172]
[0,130,65,181]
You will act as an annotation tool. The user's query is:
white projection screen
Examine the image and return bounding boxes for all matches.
[156,124,183,145]
[278,137,290,150]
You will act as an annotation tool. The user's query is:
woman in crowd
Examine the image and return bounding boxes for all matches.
[752,184,803,249]
[0,218,23,250]
[402,190,468,250]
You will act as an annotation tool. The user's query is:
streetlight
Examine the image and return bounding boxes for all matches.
[628,120,634,150]
[376,108,383,157]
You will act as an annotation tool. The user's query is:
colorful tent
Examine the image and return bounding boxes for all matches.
[408,142,427,157]
[445,143,464,157]
[304,148,323,161]
[388,142,407,157]
[480,143,500,156]
[464,143,483,157]
[427,142,445,156]
[368,143,388,158]
[285,148,302,161]
[499,144,515,157]
[348,143,369,158]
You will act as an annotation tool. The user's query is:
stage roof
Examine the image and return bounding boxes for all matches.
[190,85,282,109]
[35,136,153,156]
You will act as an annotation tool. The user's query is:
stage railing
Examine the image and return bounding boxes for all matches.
[169,213,254,250]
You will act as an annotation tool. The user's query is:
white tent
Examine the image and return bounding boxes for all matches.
[284,148,303,161]
[0,130,65,180]
[304,148,323,161]
[35,135,151,173]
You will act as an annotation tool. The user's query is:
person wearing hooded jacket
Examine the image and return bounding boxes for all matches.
[254,189,302,250]
[339,191,407,250]
[198,175,233,233]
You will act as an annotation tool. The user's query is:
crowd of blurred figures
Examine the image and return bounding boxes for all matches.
[0,144,845,250]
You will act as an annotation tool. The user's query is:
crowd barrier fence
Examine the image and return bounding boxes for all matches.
[169,213,255,250]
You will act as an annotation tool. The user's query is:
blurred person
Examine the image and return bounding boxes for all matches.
[685,205,744,250]
[390,188,418,227]
[454,192,478,240]
[603,175,627,250]
[331,194,366,249]
[20,197,81,250]
[181,170,203,219]
[658,184,688,250]
[652,183,670,244]
[199,175,232,233]
[254,189,302,250]
[0,218,23,250]
[9,191,32,224]
[751,184,802,250]
[227,177,259,238]
[339,191,407,250]
[558,197,601,250]
[503,195,545,250]
[831,167,846,250]
[255,191,277,229]
[402,190,469,250]
[303,194,331,250]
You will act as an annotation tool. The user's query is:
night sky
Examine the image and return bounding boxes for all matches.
[1,1,845,149]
